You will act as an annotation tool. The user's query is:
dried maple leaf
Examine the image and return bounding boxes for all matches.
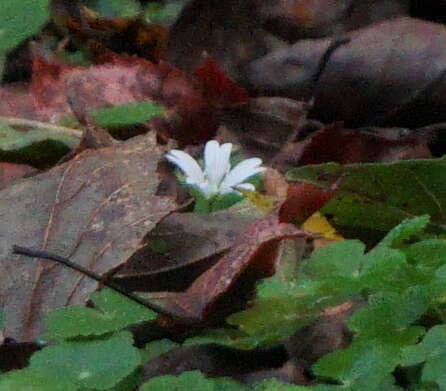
[0,135,177,341]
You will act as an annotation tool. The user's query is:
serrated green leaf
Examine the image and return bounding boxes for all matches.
[378,216,430,248]
[0,0,49,54]
[300,240,365,280]
[314,328,422,390]
[286,159,446,240]
[45,288,156,340]
[0,120,80,167]
[227,294,317,342]
[90,101,166,128]
[402,325,446,366]
[406,239,446,269]
[348,289,429,336]
[28,331,141,390]
[402,325,446,390]
[140,371,248,391]
[359,247,414,292]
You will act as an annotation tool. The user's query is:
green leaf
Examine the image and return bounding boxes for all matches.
[45,288,156,341]
[0,0,49,54]
[378,215,430,248]
[90,101,166,128]
[401,325,446,390]
[286,159,446,240]
[300,240,365,280]
[27,331,141,390]
[139,371,248,391]
[141,339,180,364]
[184,328,275,350]
[0,307,4,328]
[348,289,429,336]
[0,369,76,391]
[406,239,446,269]
[0,119,80,168]
[359,247,415,292]
[313,328,423,390]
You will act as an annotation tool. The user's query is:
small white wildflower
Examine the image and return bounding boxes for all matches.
[166,140,266,198]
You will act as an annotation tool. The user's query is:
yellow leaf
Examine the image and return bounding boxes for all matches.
[302,212,343,240]
[236,188,278,214]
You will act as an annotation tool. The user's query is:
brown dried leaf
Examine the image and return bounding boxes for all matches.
[249,17,446,128]
[297,122,432,165]
[157,215,311,321]
[258,0,408,41]
[0,163,37,191]
[220,97,307,162]
[0,135,177,341]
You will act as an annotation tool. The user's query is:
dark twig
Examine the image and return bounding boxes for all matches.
[12,245,185,321]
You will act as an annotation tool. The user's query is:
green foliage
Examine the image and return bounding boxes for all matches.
[0,332,140,390]
[45,288,156,341]
[286,159,446,240]
[5,216,446,390]
[90,101,166,128]
[140,371,248,391]
[0,0,49,76]
[401,325,446,390]
[0,119,80,168]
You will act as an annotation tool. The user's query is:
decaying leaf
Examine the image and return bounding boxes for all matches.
[0,135,177,341]
[249,17,446,128]
[258,0,409,41]
[155,215,311,322]
[0,163,37,190]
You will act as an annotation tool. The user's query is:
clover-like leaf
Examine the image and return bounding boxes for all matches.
[139,371,248,391]
[27,331,140,390]
[45,288,156,341]
[401,325,446,390]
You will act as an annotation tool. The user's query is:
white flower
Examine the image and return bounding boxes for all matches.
[166,140,266,198]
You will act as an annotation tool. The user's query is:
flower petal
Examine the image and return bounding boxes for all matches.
[234,183,256,191]
[221,182,255,195]
[204,141,232,186]
[220,158,265,192]
[166,149,205,184]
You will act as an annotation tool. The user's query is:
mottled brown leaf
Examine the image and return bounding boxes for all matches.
[248,17,446,128]
[0,135,177,341]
